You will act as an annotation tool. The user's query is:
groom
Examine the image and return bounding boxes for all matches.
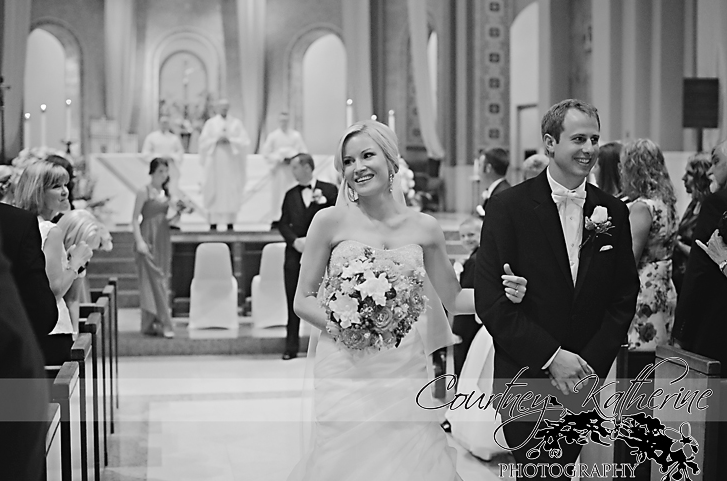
[475,99,639,478]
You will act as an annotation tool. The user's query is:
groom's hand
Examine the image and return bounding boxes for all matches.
[547,349,594,396]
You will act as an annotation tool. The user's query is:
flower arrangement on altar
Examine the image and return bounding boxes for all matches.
[320,246,428,351]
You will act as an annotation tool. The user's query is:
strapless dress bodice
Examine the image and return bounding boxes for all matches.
[328,239,424,276]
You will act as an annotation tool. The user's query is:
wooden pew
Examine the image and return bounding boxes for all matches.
[46,361,82,481]
[653,345,722,481]
[80,300,110,468]
[91,282,118,434]
[46,403,62,481]
[70,334,95,481]
[77,313,104,479]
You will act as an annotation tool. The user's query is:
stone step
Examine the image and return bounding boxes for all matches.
[87,258,138,275]
[88,273,138,291]
[118,290,139,308]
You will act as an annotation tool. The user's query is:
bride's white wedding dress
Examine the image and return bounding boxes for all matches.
[287,240,460,481]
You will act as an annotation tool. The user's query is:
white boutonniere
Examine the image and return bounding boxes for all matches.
[582,205,615,249]
[312,188,327,205]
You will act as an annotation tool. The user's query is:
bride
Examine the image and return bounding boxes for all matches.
[287,120,526,480]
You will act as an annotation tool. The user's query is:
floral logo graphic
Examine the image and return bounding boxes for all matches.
[528,407,700,481]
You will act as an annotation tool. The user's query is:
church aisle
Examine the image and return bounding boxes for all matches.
[104,355,508,481]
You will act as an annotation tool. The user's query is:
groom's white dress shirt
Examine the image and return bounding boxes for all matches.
[541,167,587,369]
[547,167,586,285]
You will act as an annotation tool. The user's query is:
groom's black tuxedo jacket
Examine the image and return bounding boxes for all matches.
[0,203,58,349]
[278,181,338,269]
[475,170,639,386]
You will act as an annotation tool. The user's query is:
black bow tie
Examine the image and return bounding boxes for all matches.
[300,184,311,190]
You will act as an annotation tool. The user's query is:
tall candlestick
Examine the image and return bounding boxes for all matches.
[346,98,353,127]
[40,104,47,147]
[23,113,31,150]
[65,99,72,140]
[388,109,395,132]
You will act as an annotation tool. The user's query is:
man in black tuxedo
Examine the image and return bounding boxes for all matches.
[278,154,337,359]
[476,147,511,217]
[475,99,639,479]
[0,202,58,355]
[0,230,49,481]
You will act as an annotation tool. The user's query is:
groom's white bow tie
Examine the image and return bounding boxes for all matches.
[551,186,586,208]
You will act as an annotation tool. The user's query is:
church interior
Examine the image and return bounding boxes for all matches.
[2,0,727,480]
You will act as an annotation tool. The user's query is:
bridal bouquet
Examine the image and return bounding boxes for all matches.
[321,247,428,351]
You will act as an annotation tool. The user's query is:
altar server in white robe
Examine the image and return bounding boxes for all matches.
[141,115,185,199]
[198,99,250,230]
[261,111,308,225]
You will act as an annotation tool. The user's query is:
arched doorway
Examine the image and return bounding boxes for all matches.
[301,33,346,155]
[159,51,209,152]
[24,24,82,154]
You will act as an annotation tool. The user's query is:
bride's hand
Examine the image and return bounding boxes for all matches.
[502,263,527,304]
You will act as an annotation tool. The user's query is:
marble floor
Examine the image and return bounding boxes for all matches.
[104,338,512,480]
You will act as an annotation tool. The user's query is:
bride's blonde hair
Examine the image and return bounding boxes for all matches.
[333,120,401,176]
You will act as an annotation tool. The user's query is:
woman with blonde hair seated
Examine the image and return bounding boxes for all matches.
[14,161,93,365]
[57,209,112,328]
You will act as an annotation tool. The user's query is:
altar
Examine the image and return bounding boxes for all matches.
[87,152,340,229]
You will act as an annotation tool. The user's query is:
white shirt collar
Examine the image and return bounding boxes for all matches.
[546,166,586,196]
[486,177,506,197]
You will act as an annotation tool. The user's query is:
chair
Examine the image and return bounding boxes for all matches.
[251,242,287,330]
[188,243,238,337]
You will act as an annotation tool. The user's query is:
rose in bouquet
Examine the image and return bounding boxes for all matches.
[320,246,428,351]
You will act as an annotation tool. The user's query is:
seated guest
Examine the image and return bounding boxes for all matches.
[451,216,483,379]
[57,209,110,328]
[14,161,93,365]
[0,236,48,481]
[521,153,548,181]
[592,141,622,196]
[45,154,75,218]
[0,201,58,355]
[672,152,712,293]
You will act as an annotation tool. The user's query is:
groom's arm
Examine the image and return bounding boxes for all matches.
[580,200,639,378]
[475,195,560,371]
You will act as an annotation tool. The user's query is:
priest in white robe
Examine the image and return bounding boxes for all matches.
[261,111,307,225]
[198,99,250,230]
[141,115,185,199]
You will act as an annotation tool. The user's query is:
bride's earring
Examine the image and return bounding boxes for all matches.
[346,182,359,203]
[388,172,395,192]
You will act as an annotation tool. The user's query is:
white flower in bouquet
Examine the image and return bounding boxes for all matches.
[329,294,361,328]
[355,271,392,306]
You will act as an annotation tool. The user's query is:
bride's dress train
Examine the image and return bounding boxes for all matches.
[287,241,459,481]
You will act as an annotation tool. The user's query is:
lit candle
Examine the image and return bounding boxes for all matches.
[371,114,377,121]
[40,104,47,147]
[388,110,395,132]
[23,113,31,150]
[65,99,72,140]
[346,98,353,127]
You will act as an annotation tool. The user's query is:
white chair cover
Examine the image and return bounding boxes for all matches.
[188,243,238,334]
[251,242,287,329]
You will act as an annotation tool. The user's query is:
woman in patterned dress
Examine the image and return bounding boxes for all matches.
[619,138,678,480]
